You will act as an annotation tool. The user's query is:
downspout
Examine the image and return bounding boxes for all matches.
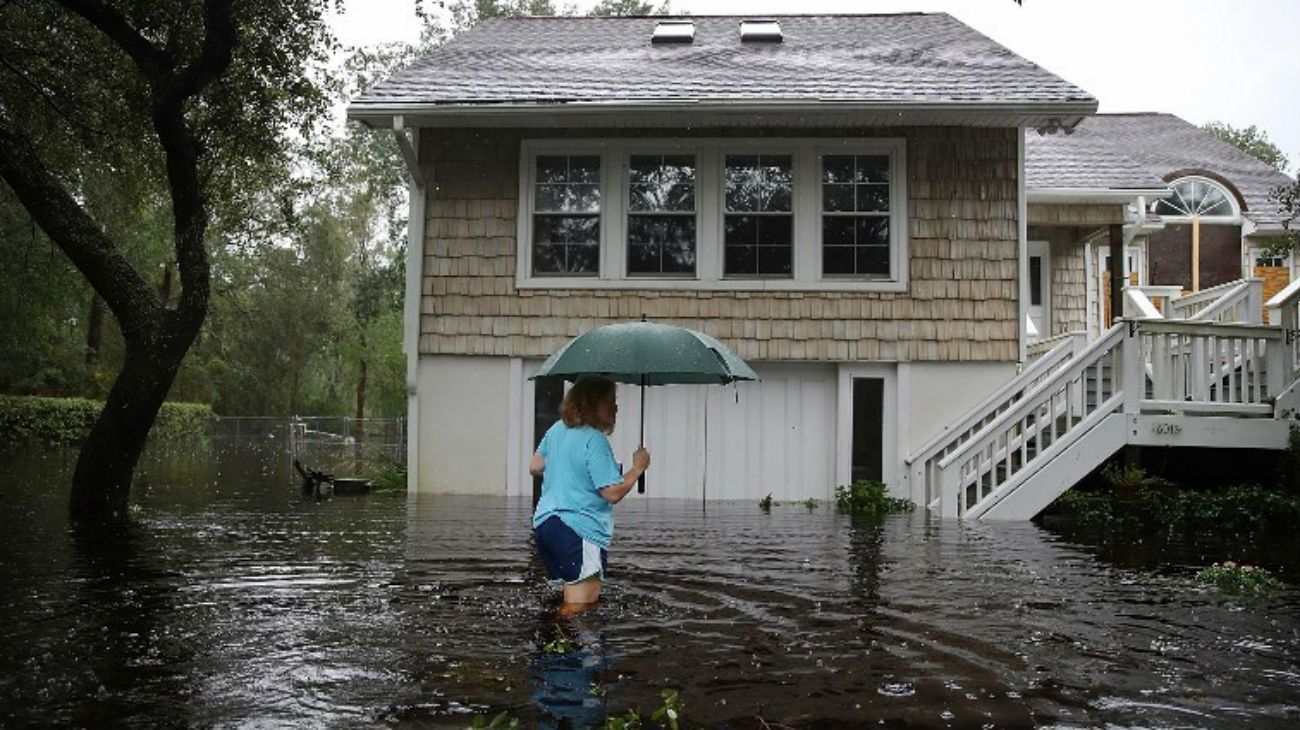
[395,117,426,495]
[1017,125,1029,366]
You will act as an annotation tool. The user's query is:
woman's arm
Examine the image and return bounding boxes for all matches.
[599,447,649,505]
[529,451,545,477]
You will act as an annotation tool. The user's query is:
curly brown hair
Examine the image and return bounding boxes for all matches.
[561,375,616,432]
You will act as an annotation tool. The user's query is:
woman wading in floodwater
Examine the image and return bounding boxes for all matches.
[530,375,649,615]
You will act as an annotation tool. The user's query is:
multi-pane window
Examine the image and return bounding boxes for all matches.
[532,155,601,275]
[821,154,891,277]
[627,154,697,276]
[521,140,908,289]
[1151,177,1236,218]
[723,154,794,277]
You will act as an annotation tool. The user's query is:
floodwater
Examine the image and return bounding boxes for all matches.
[1,439,1298,729]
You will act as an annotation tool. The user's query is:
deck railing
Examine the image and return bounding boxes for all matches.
[1139,320,1283,417]
[932,317,1292,519]
[1266,276,1300,373]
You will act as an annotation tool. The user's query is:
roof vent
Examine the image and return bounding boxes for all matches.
[652,20,695,44]
[740,19,782,43]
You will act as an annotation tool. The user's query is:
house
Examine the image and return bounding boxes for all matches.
[1026,113,1297,332]
[348,14,1300,517]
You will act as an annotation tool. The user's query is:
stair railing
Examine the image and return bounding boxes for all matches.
[935,324,1126,518]
[1122,286,1163,320]
[1168,278,1263,324]
[906,334,1082,509]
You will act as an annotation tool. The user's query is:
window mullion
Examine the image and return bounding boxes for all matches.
[605,147,625,280]
[796,146,818,282]
[699,147,720,281]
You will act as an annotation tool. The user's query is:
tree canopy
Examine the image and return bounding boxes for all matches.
[1202,121,1290,173]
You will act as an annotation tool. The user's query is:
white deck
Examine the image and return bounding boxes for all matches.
[909,277,1300,520]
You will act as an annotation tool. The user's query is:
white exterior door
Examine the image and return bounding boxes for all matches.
[1028,240,1050,338]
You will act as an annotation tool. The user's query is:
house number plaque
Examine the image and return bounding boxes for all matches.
[1152,423,1182,436]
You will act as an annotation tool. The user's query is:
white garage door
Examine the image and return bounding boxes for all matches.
[601,363,838,502]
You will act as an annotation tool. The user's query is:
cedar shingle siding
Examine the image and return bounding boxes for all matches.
[419,127,1020,362]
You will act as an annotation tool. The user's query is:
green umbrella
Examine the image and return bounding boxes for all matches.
[530,317,759,493]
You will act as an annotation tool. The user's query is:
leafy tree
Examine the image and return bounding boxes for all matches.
[0,0,337,525]
[1202,121,1290,172]
[1273,179,1300,252]
[590,0,671,14]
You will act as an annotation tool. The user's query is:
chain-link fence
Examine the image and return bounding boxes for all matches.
[209,416,406,486]
[287,416,406,480]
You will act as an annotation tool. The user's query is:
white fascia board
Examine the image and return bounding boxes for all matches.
[346,99,1097,128]
[1027,188,1169,204]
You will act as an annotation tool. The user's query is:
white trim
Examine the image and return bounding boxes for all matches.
[1027,188,1169,204]
[1027,239,1051,337]
[402,129,426,494]
[1084,237,1097,339]
[1151,175,1242,222]
[1017,126,1028,363]
[515,137,910,293]
[347,100,1098,131]
[835,362,899,495]
[506,357,524,498]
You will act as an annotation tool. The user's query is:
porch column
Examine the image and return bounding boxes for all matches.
[1109,224,1123,326]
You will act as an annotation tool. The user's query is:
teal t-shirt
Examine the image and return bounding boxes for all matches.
[531,420,624,548]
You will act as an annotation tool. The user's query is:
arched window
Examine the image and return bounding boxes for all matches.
[1151,176,1238,218]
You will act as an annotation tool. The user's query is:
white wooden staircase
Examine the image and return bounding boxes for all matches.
[907,277,1300,520]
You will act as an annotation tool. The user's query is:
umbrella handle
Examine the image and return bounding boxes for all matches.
[638,377,646,494]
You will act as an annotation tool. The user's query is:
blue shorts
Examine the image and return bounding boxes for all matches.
[534,515,608,584]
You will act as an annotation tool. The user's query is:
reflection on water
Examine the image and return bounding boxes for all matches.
[1,440,1298,728]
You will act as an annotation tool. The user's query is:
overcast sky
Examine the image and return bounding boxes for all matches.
[333,0,1300,175]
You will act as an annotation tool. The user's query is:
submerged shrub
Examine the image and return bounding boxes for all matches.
[834,480,913,516]
[368,451,407,491]
[1196,562,1285,597]
[1101,461,1172,492]
[1047,483,1300,537]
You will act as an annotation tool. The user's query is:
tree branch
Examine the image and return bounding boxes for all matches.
[0,111,160,337]
[53,0,171,79]
[173,0,236,103]
[0,53,105,140]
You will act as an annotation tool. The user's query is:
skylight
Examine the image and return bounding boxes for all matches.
[652,20,695,44]
[740,19,782,42]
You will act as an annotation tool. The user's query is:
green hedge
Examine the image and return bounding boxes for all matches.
[0,394,215,447]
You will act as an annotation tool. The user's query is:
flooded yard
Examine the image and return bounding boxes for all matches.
[1,440,1298,728]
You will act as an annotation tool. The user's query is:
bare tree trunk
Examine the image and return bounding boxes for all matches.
[355,332,367,421]
[70,317,197,519]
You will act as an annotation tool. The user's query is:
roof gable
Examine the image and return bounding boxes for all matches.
[349,13,1096,123]
[1070,114,1295,228]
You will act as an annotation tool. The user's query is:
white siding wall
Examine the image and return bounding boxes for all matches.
[419,354,1020,505]
[902,362,1015,454]
[417,355,511,494]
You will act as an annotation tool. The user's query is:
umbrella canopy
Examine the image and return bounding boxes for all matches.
[530,321,758,386]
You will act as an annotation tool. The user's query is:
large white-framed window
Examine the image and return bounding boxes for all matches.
[516,137,909,292]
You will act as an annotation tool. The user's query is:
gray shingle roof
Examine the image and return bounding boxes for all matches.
[1091,114,1294,228]
[1030,113,1295,229]
[350,13,1096,109]
[1025,124,1168,192]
